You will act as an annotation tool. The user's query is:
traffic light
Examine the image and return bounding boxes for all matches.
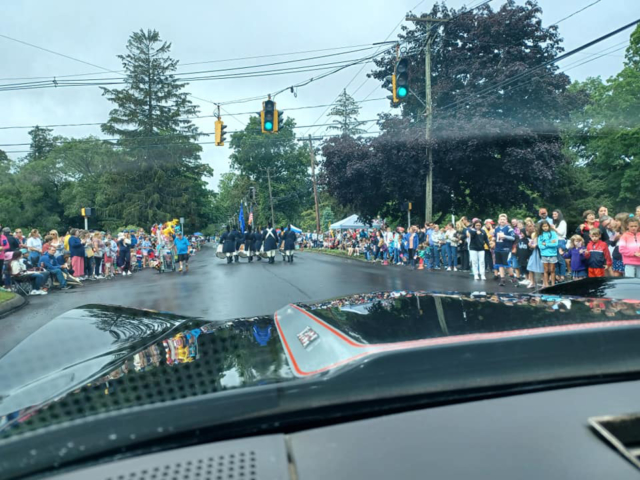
[386,58,410,103]
[261,100,275,133]
[395,58,409,101]
[215,119,227,146]
[274,109,284,133]
[81,207,92,217]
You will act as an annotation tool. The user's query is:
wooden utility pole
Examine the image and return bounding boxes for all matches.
[266,167,275,227]
[308,135,321,234]
[406,15,447,223]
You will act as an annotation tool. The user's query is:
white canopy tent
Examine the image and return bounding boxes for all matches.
[330,214,383,231]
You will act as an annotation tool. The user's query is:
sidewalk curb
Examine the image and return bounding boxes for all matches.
[0,294,27,319]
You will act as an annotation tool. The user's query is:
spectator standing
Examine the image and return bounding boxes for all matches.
[563,235,589,279]
[92,233,105,278]
[515,221,533,281]
[68,229,85,280]
[483,219,495,274]
[598,205,609,218]
[0,229,9,291]
[430,225,445,270]
[118,232,132,275]
[49,230,64,258]
[13,229,26,249]
[468,220,488,280]
[494,214,516,286]
[586,228,612,278]
[537,208,553,225]
[606,218,624,277]
[444,223,459,271]
[456,217,471,271]
[83,232,95,279]
[577,210,599,244]
[618,217,640,278]
[537,221,559,288]
[104,233,116,278]
[552,210,568,282]
[141,235,152,268]
[407,226,419,270]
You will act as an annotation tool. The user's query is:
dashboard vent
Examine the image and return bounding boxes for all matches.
[589,413,640,470]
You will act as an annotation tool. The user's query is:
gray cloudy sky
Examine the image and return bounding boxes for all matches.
[0,0,636,189]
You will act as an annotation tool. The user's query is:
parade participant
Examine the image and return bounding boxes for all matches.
[263,223,278,264]
[221,226,234,264]
[244,226,255,263]
[284,225,297,263]
[253,226,263,261]
[230,225,241,263]
[279,226,287,262]
[174,230,190,273]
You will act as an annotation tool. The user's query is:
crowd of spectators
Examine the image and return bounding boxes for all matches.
[303,205,640,288]
[0,225,204,296]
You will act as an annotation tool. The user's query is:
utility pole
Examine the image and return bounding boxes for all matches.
[406,15,447,223]
[308,135,321,235]
[266,167,275,227]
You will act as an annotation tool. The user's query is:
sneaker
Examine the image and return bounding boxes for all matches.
[453,267,458,271]
[122,272,127,276]
[446,267,451,271]
[474,274,480,280]
[518,279,530,285]
[481,275,487,280]
[499,280,506,287]
[127,271,132,276]
[178,267,183,272]
[61,285,72,290]
[97,275,105,280]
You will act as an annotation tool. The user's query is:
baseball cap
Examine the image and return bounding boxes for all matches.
[484,219,495,225]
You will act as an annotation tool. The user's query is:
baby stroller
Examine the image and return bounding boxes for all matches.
[156,243,176,273]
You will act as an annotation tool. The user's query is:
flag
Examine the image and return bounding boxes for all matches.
[239,202,245,233]
[248,206,254,226]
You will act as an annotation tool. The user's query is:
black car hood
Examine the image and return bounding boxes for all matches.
[3,291,640,439]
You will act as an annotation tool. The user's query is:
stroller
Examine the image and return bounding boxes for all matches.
[155,243,176,273]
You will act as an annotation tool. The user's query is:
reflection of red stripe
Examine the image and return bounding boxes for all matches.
[274,312,368,376]
[278,305,640,376]
[290,304,364,348]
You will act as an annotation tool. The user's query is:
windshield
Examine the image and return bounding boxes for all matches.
[1,0,639,477]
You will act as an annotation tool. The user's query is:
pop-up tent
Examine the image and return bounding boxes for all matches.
[330,214,383,230]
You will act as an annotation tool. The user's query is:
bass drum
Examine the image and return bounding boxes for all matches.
[259,247,268,259]
[216,244,226,259]
[238,244,250,258]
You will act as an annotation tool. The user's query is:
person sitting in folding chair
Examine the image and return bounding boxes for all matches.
[10,250,49,296]
[41,245,72,290]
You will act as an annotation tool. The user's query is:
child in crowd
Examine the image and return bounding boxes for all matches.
[135,248,143,270]
[417,242,427,268]
[563,235,589,279]
[537,221,559,287]
[586,228,612,277]
[618,217,640,278]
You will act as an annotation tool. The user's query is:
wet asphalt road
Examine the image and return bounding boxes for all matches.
[0,246,519,358]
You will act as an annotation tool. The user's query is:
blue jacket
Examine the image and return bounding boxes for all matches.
[494,225,516,252]
[537,231,559,257]
[40,252,62,271]
[68,236,84,257]
[174,236,190,255]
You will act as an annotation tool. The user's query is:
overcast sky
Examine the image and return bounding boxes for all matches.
[0,0,636,189]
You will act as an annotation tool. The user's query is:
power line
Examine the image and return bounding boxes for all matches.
[0,42,382,82]
[550,0,602,26]
[0,97,388,131]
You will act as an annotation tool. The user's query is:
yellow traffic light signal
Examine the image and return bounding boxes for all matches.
[81,207,86,217]
[215,119,227,146]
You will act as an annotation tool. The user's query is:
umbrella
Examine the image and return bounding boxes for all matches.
[290,225,302,233]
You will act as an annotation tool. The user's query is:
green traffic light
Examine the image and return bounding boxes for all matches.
[265,121,273,131]
[397,87,408,98]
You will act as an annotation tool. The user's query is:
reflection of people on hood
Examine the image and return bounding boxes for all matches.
[252,324,272,346]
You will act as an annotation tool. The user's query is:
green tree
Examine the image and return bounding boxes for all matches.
[229,116,312,226]
[565,25,640,211]
[24,126,58,163]
[101,29,213,229]
[327,89,366,136]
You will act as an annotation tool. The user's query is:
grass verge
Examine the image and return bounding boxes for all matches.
[0,291,16,304]
[302,248,369,262]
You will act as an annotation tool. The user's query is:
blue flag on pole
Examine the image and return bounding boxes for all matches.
[239,202,245,233]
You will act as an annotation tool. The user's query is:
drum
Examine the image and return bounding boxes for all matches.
[259,247,268,259]
[238,244,249,258]
[216,244,225,259]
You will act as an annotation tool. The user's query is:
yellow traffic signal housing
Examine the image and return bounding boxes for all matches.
[215,120,227,146]
[391,74,398,103]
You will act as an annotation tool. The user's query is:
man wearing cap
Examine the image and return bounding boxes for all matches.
[174,230,190,273]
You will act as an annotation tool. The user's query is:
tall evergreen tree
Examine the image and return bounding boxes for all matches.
[101,29,213,228]
[327,89,366,136]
